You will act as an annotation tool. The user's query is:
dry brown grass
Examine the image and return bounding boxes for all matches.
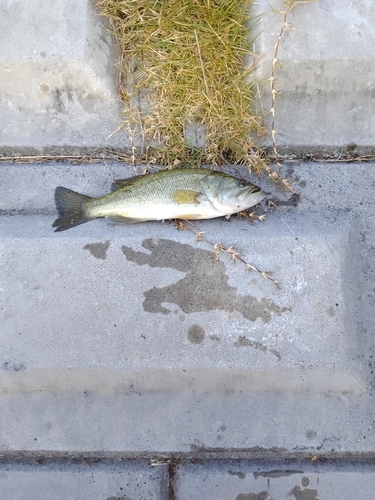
[95,0,267,173]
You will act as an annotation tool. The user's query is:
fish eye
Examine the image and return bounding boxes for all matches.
[238,180,246,188]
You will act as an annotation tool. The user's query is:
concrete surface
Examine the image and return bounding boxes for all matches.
[0,0,126,155]
[1,0,375,498]
[1,162,374,458]
[175,461,375,500]
[1,0,374,156]
[253,0,375,155]
[0,460,168,500]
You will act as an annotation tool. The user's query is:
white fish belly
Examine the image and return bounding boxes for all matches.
[112,203,222,221]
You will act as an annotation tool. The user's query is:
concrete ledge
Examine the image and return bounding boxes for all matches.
[176,462,375,500]
[1,0,374,155]
[0,162,374,454]
[0,367,364,396]
[0,207,366,452]
[0,0,126,153]
[254,0,375,154]
[0,213,364,393]
[0,460,168,500]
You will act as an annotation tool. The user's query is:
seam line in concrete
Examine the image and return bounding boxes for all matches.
[168,459,180,500]
[1,452,375,465]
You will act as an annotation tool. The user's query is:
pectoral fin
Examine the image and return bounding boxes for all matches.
[171,190,202,204]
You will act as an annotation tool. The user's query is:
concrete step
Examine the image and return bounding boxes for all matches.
[1,162,374,455]
[254,0,375,155]
[175,461,375,500]
[0,0,125,154]
[0,460,168,500]
[1,0,375,491]
[0,213,363,394]
[1,458,375,500]
[1,0,373,155]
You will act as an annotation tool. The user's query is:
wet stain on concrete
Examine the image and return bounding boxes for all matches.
[234,336,281,360]
[107,496,131,500]
[326,306,335,317]
[209,334,221,341]
[269,193,301,208]
[236,492,270,500]
[301,477,310,487]
[228,470,246,479]
[187,324,206,344]
[53,88,65,113]
[83,240,110,260]
[53,86,74,114]
[121,239,290,323]
[305,429,317,440]
[189,442,287,453]
[346,142,357,153]
[288,485,318,500]
[253,470,303,479]
[40,83,49,93]
[2,360,26,372]
[216,422,226,441]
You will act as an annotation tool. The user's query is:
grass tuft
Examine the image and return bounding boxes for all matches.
[95,0,267,173]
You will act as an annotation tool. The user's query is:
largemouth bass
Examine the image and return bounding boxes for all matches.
[52,168,265,232]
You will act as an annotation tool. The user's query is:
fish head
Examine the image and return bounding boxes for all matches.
[202,172,265,213]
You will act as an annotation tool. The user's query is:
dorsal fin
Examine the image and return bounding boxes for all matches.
[110,175,144,192]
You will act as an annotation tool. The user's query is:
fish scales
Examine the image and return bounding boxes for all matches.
[87,169,205,219]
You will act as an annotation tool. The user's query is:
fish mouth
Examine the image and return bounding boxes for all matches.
[248,188,266,203]
[249,185,262,195]
[238,186,265,204]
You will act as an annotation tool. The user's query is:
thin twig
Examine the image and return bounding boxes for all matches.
[270,11,289,178]
[194,29,210,97]
[269,1,314,194]
[269,6,298,193]
[174,218,280,286]
[281,216,311,264]
[104,160,118,182]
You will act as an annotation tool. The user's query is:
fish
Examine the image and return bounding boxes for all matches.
[52,168,265,232]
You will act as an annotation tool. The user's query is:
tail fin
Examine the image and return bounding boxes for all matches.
[52,187,92,232]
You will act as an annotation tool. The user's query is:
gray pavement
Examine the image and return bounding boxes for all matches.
[175,461,375,500]
[1,161,375,498]
[0,460,168,500]
[1,0,375,498]
[254,0,375,156]
[0,0,126,155]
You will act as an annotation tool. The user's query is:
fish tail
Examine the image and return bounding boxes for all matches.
[52,187,92,232]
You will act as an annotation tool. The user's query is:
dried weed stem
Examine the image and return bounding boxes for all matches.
[175,218,280,286]
[268,0,314,192]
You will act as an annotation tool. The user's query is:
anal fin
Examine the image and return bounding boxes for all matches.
[106,215,149,224]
